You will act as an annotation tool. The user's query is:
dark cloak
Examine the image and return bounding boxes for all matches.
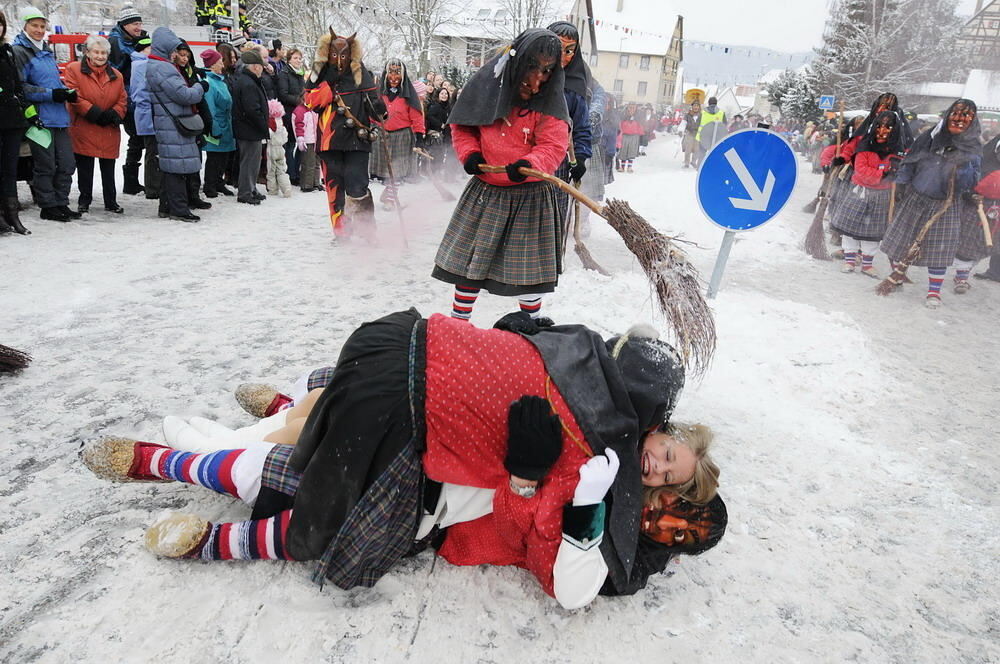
[856,110,905,157]
[906,99,982,166]
[856,92,914,150]
[546,20,591,100]
[378,58,422,112]
[982,134,1000,176]
[524,324,685,588]
[447,28,569,127]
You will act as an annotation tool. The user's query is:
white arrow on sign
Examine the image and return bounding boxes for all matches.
[724,147,775,212]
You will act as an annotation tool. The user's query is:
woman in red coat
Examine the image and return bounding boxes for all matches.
[63,35,128,214]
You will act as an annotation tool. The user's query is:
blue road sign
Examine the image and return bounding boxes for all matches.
[695,128,798,232]
[818,95,836,110]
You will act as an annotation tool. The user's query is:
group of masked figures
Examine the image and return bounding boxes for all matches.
[79,25,733,610]
[816,93,1000,308]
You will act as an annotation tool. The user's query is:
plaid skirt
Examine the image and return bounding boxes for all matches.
[956,197,998,261]
[825,165,853,218]
[830,184,892,241]
[619,134,640,161]
[880,189,966,267]
[433,177,563,296]
[370,127,415,179]
[581,141,607,201]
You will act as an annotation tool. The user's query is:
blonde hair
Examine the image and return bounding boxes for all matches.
[647,421,719,506]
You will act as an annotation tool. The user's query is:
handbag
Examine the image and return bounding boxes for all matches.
[151,88,204,137]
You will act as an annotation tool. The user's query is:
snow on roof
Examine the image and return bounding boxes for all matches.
[590,0,679,56]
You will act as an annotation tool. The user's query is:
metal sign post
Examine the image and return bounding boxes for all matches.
[696,128,799,298]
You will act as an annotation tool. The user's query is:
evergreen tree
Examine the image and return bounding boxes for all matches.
[765,70,821,124]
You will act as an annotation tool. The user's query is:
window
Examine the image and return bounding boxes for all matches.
[640,55,650,70]
[494,9,508,19]
[619,53,629,69]
[613,79,623,92]
[589,52,598,66]
[637,81,647,96]
[477,8,490,17]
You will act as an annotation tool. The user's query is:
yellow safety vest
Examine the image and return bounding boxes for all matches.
[696,109,725,142]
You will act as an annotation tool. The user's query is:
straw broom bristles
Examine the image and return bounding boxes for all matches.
[0,344,31,373]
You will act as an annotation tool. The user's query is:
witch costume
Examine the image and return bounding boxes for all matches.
[432,29,570,319]
[369,59,425,181]
[80,309,725,609]
[880,99,982,303]
[957,134,1000,271]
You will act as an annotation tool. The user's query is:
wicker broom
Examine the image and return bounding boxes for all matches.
[0,344,31,373]
[803,170,832,260]
[876,170,956,296]
[481,163,716,374]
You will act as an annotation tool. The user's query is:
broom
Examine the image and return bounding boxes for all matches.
[876,170,956,296]
[0,344,31,373]
[480,163,716,374]
[565,141,608,275]
[975,196,994,249]
[803,170,832,260]
[413,146,457,202]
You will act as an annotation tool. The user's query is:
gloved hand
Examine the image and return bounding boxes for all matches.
[414,133,424,148]
[198,79,210,93]
[505,158,531,183]
[504,395,563,482]
[296,136,308,152]
[463,151,486,175]
[52,88,77,103]
[569,160,587,182]
[98,109,121,126]
[493,311,555,335]
[831,156,846,167]
[84,105,105,124]
[572,449,620,506]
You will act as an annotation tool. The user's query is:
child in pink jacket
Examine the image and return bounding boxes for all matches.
[292,102,321,193]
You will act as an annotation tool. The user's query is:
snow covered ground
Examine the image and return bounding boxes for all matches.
[2,133,998,663]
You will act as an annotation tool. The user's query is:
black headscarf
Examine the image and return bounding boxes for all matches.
[907,98,982,164]
[856,92,914,149]
[447,28,569,127]
[378,58,421,112]
[856,110,905,157]
[546,20,591,100]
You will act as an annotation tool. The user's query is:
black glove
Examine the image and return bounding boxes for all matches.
[504,395,563,481]
[831,156,846,167]
[52,88,77,103]
[463,151,486,175]
[505,158,531,183]
[84,105,105,124]
[569,160,587,182]
[414,133,424,148]
[198,79,210,93]
[493,311,554,335]
[98,109,121,126]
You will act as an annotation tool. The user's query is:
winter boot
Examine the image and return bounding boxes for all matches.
[79,436,171,482]
[347,190,377,243]
[145,513,212,558]
[4,197,31,234]
[235,382,291,418]
[0,203,12,234]
[122,164,145,195]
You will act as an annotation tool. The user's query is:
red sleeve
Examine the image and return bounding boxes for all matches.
[841,136,860,163]
[975,171,1000,199]
[852,151,889,188]
[820,144,837,167]
[293,106,305,137]
[523,114,569,175]
[63,66,93,117]
[113,75,127,118]
[451,123,482,163]
[304,82,334,111]
[410,102,426,134]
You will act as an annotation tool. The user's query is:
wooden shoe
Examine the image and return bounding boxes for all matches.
[860,267,880,279]
[953,279,971,294]
[925,294,942,309]
[235,383,287,418]
[80,436,168,482]
[145,513,211,558]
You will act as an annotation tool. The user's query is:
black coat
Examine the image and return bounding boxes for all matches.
[276,66,304,111]
[425,99,450,134]
[260,66,278,100]
[0,44,27,130]
[231,68,269,141]
[314,65,386,153]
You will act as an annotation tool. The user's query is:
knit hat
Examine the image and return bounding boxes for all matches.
[240,49,264,66]
[117,4,141,26]
[135,33,151,52]
[606,324,686,433]
[267,98,284,119]
[19,6,46,23]
[200,49,222,67]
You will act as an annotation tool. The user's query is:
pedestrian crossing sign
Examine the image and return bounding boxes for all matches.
[818,95,836,110]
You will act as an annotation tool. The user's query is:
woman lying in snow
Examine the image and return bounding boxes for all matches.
[81,310,726,608]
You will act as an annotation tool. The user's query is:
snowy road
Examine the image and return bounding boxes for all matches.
[2,134,997,662]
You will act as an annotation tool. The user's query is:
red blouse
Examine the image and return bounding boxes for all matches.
[450,109,569,186]
[380,95,425,134]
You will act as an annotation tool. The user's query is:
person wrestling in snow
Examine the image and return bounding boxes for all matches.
[80,310,725,608]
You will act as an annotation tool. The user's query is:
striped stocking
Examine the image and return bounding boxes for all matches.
[451,285,480,320]
[135,444,273,505]
[197,509,295,561]
[927,267,946,298]
[518,294,544,318]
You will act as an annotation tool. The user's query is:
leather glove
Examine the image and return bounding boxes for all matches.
[463,151,486,175]
[493,311,554,335]
[84,105,105,124]
[569,160,587,182]
[572,449,620,506]
[52,88,77,103]
[296,136,308,152]
[198,79,210,93]
[504,395,563,482]
[505,158,531,183]
[831,156,846,167]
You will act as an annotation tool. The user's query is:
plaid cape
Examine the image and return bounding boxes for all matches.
[830,184,892,241]
[881,189,966,267]
[370,127,415,179]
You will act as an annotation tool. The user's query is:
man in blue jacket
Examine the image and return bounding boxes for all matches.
[109,5,146,195]
[11,6,78,222]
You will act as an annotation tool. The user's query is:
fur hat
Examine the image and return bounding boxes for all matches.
[313,28,363,86]
[117,4,141,26]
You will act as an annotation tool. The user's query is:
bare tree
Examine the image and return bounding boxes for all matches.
[498,0,560,38]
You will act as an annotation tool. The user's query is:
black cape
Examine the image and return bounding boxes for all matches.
[907,99,982,166]
[447,28,569,127]
[546,20,591,100]
[379,58,422,112]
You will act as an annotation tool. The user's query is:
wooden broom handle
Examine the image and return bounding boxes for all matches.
[479,164,606,217]
[977,199,994,249]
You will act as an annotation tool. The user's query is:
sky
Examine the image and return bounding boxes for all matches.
[678,0,984,53]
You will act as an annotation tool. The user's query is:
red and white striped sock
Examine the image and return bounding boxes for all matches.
[518,294,543,318]
[197,509,296,561]
[451,285,480,320]
[927,267,946,298]
[843,251,858,268]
